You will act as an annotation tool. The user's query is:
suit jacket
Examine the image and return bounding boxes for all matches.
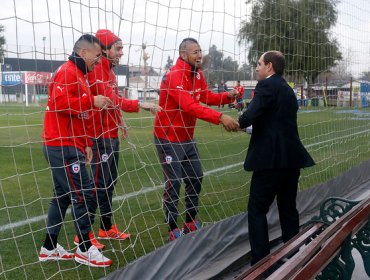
[239,74,315,171]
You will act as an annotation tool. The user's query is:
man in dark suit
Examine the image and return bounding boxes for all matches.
[238,51,315,265]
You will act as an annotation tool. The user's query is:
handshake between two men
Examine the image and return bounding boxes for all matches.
[94,89,239,133]
[219,114,240,132]
[219,88,242,132]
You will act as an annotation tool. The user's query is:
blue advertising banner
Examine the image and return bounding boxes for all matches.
[1,72,22,86]
[360,82,369,108]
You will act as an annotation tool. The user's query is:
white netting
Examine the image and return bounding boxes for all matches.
[0,0,370,279]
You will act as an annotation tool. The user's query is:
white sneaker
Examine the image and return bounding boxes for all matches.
[74,245,112,267]
[39,243,74,261]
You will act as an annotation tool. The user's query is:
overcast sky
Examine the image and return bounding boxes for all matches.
[0,0,369,77]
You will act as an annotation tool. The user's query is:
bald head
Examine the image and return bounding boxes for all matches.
[72,34,102,72]
[178,37,202,68]
[179,38,199,56]
[73,34,101,55]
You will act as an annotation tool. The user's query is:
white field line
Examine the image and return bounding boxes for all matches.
[0,162,242,232]
[1,128,369,232]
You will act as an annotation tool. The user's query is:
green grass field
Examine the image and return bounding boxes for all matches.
[0,104,369,279]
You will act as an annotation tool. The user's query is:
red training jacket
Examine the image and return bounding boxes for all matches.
[42,60,96,153]
[154,58,234,142]
[234,85,245,100]
[88,56,139,139]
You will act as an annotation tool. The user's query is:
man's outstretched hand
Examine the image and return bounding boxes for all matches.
[227,89,239,99]
[219,114,239,132]
[139,102,162,114]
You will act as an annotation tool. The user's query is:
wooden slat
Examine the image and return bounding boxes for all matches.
[234,197,370,280]
[290,200,370,279]
[236,223,324,280]
[266,197,370,280]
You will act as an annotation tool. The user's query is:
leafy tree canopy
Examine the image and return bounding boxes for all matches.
[359,71,370,81]
[201,45,252,86]
[239,0,342,84]
[0,25,5,60]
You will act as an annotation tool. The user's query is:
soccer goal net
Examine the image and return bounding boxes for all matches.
[0,0,369,279]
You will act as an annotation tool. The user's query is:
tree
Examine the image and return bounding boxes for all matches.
[165,56,173,70]
[239,0,342,84]
[0,25,5,60]
[201,45,223,86]
[222,56,239,82]
[201,45,246,86]
[237,63,253,81]
[359,71,370,81]
[324,60,352,84]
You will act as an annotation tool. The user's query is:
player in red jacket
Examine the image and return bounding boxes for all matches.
[154,37,239,240]
[234,80,245,115]
[74,29,161,247]
[39,34,113,267]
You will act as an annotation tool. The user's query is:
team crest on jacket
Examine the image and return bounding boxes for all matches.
[196,72,200,80]
[78,112,89,119]
[101,153,109,162]
[165,155,172,164]
[72,163,80,174]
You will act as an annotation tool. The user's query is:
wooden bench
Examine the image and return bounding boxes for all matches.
[236,196,370,280]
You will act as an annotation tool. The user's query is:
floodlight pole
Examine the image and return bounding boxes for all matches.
[42,37,46,60]
[142,43,149,101]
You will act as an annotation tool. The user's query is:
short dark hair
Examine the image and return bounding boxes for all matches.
[179,37,198,55]
[263,51,285,75]
[73,34,102,53]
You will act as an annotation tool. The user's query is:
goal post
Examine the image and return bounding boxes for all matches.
[0,0,369,279]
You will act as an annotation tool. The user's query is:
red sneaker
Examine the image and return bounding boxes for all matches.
[74,231,105,250]
[98,224,131,240]
[183,220,202,234]
[168,228,182,241]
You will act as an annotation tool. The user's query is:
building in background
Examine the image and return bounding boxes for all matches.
[0,58,129,105]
